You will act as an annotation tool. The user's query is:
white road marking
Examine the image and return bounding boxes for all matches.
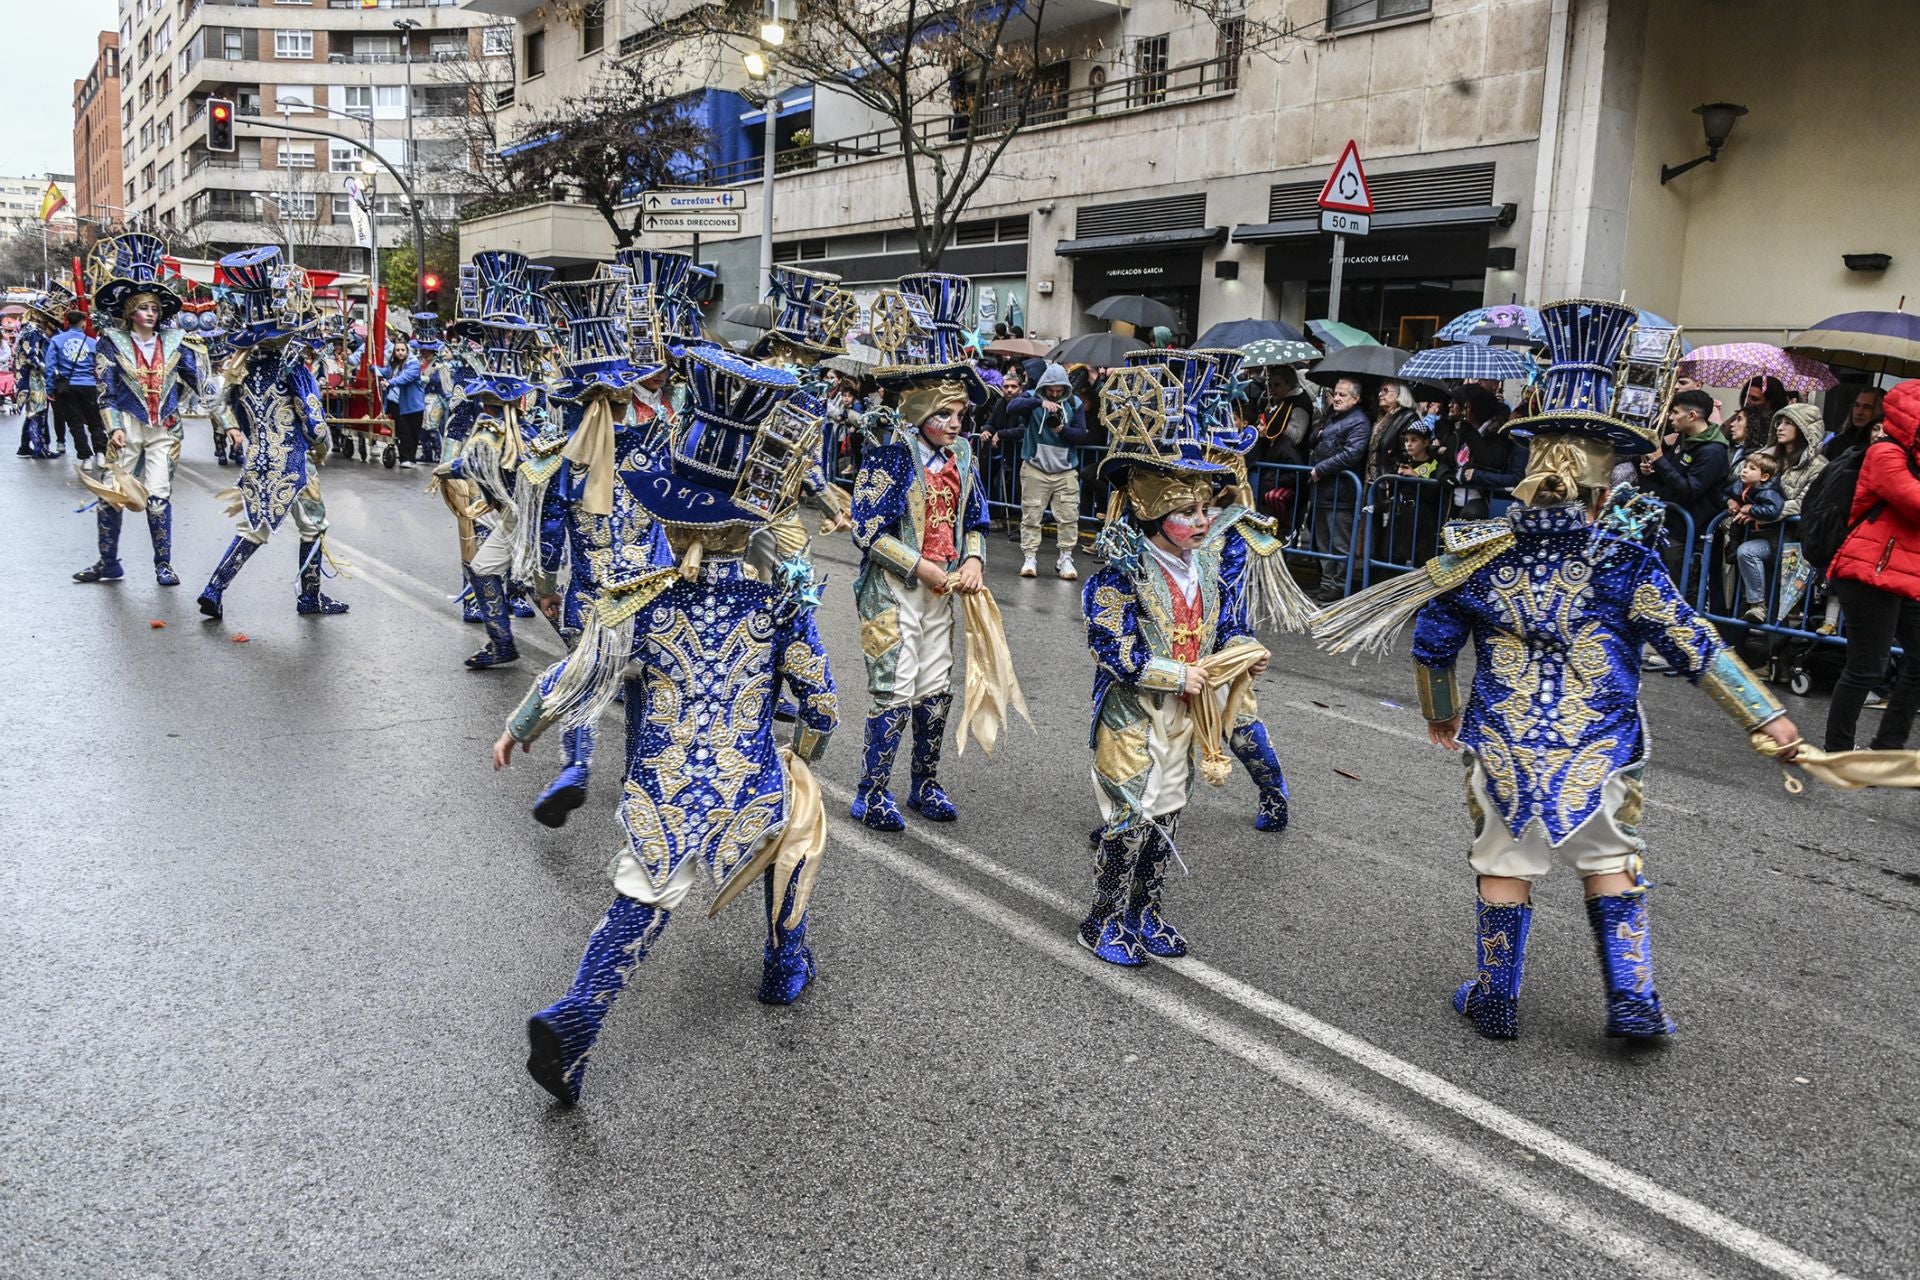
[297,505,1852,1280]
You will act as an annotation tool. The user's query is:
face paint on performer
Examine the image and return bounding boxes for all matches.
[918,402,965,450]
[132,300,161,336]
[1153,498,1212,555]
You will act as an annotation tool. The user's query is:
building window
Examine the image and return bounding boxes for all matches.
[282,143,315,169]
[524,29,545,79]
[123,140,135,169]
[157,162,174,194]
[329,141,358,170]
[154,19,171,53]
[343,84,403,115]
[1215,17,1244,90]
[270,192,317,220]
[223,31,244,60]
[141,163,155,192]
[1328,0,1431,31]
[123,100,133,128]
[482,25,512,57]
[157,70,171,98]
[274,30,313,60]
[140,76,153,107]
[581,2,605,55]
[1131,35,1169,106]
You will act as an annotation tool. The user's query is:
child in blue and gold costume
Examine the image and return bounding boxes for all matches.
[847,272,995,830]
[73,234,204,588]
[492,345,838,1106]
[1080,364,1271,967]
[1316,299,1800,1041]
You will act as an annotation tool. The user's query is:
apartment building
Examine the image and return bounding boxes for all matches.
[114,0,511,272]
[461,0,1915,346]
[0,177,78,236]
[73,33,127,236]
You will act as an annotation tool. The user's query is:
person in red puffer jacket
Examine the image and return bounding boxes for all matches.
[1824,380,1920,751]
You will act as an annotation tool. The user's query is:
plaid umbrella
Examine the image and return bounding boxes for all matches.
[1307,319,1378,351]
[1677,342,1837,393]
[1398,344,1535,383]
[1786,309,1920,378]
[1239,337,1320,368]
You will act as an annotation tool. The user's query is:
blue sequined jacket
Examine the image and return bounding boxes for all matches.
[217,345,327,535]
[511,558,839,896]
[1209,505,1287,634]
[536,399,671,629]
[1410,505,1782,844]
[1082,533,1247,746]
[849,439,989,588]
[94,328,203,430]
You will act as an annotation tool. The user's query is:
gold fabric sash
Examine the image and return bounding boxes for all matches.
[708,747,826,926]
[75,456,149,512]
[956,587,1034,758]
[559,394,619,516]
[1750,735,1920,794]
[1189,639,1271,786]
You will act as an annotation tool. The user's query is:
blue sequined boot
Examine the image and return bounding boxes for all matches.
[1586,890,1677,1039]
[1229,719,1290,833]
[1125,818,1188,958]
[525,896,670,1105]
[196,535,259,619]
[1453,897,1532,1039]
[465,572,520,669]
[73,506,125,583]
[146,497,179,586]
[907,692,958,822]
[850,706,909,831]
[1079,826,1147,967]
[757,867,816,1005]
[295,539,349,615]
[532,722,595,828]
[459,575,483,623]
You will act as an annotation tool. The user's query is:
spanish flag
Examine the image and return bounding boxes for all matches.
[38,181,68,224]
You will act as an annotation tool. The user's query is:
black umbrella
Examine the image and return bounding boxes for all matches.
[1048,332,1147,367]
[722,301,775,330]
[1195,317,1307,347]
[1086,294,1181,332]
[1306,344,1414,387]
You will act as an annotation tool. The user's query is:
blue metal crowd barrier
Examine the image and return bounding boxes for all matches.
[1359,474,1450,588]
[1245,462,1366,597]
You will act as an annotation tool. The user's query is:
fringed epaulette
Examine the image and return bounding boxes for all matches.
[517,429,569,486]
[1311,523,1517,659]
[534,566,680,740]
[1207,505,1315,633]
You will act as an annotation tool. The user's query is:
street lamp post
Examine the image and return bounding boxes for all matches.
[394,19,420,211]
[744,2,788,302]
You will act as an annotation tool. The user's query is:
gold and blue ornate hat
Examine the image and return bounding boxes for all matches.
[409,310,443,352]
[753,264,849,360]
[214,245,316,348]
[452,250,539,400]
[867,271,991,408]
[1096,362,1232,493]
[619,345,823,529]
[1505,298,1678,456]
[542,275,651,394]
[94,232,182,322]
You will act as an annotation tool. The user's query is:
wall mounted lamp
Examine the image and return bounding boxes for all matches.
[1660,102,1748,184]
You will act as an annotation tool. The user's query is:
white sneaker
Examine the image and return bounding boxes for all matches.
[400,461,415,469]
[1020,555,1038,578]
[1056,552,1078,581]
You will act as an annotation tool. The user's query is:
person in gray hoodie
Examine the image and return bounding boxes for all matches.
[995,361,1089,579]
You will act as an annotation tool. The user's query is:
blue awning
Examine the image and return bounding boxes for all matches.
[497,130,558,160]
[740,89,813,126]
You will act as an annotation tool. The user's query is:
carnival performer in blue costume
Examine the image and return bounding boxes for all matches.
[492,344,839,1106]
[1078,364,1271,967]
[74,233,204,588]
[846,272,997,830]
[431,251,542,668]
[1129,346,1316,834]
[13,291,60,459]
[1314,299,1802,1041]
[411,311,455,465]
[194,246,345,620]
[513,272,671,828]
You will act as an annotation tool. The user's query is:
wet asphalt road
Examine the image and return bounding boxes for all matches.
[3,421,1917,1280]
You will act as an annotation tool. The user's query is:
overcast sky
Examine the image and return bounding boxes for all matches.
[3,3,122,180]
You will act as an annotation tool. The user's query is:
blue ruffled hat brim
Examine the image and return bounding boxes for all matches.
[619,462,769,530]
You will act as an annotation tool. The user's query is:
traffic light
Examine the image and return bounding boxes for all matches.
[206,98,235,153]
[422,272,441,310]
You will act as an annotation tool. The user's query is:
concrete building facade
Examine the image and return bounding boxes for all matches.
[72,33,127,236]
[0,177,78,237]
[459,0,1917,347]
[115,0,511,272]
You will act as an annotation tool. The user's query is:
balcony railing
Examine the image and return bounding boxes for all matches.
[692,54,1237,187]
[326,0,462,9]
[326,52,468,65]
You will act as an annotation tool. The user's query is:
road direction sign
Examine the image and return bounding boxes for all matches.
[641,189,747,213]
[1317,140,1375,213]
[641,210,742,234]
[1320,209,1370,236]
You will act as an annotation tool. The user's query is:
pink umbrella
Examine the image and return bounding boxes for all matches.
[1677,342,1837,393]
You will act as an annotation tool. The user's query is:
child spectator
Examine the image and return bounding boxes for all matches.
[1390,421,1454,565]
[1725,450,1787,621]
